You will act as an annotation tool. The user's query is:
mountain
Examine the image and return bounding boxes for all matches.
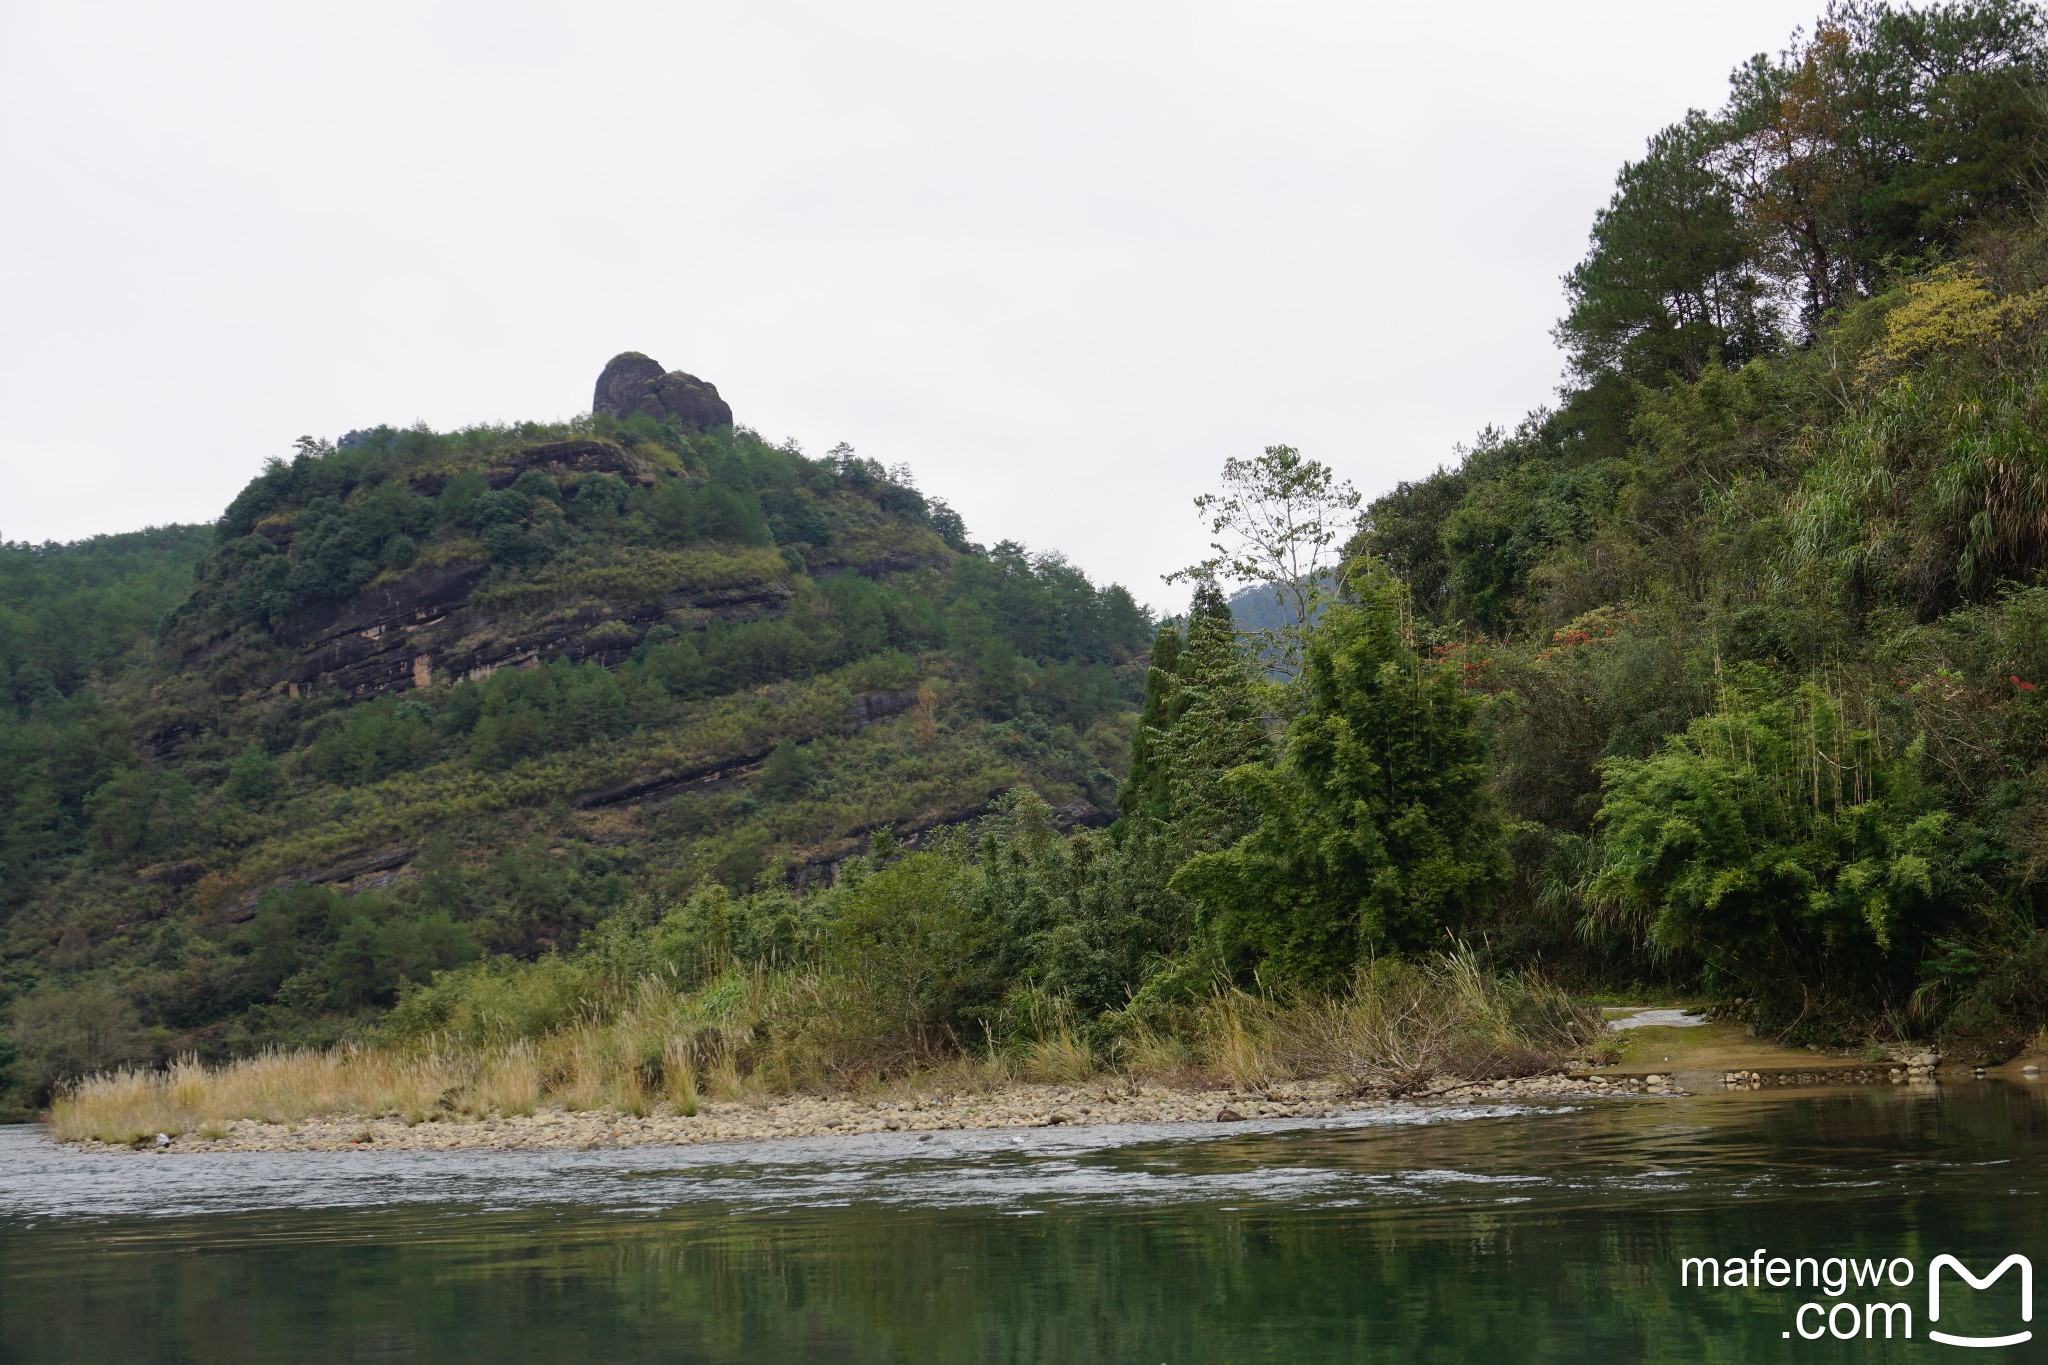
[14,2,2048,1112]
[0,357,1149,1091]
[1222,582,1292,636]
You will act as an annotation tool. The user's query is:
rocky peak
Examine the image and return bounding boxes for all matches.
[593,352,733,430]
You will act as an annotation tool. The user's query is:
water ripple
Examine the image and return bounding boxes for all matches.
[3,1084,2042,1227]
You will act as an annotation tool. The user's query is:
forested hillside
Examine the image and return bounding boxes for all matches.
[14,0,2048,1122]
[1356,0,2048,1052]
[0,361,1148,1109]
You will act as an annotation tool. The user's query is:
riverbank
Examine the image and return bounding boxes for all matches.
[63,998,2005,1155]
[1584,1006,2048,1091]
[46,952,1627,1149]
[65,1070,1695,1154]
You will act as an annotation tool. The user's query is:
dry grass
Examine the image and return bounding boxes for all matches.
[1115,1027,1192,1076]
[473,1041,541,1117]
[52,962,874,1143]
[50,1049,470,1144]
[1195,990,1274,1088]
[48,949,1600,1142]
[1256,950,1604,1095]
[1019,1022,1096,1084]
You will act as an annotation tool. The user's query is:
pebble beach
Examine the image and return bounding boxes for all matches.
[74,1071,1690,1154]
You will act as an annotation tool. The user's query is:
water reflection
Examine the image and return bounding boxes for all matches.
[3,1084,2042,1362]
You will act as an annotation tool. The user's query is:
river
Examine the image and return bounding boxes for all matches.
[2,1082,2042,1361]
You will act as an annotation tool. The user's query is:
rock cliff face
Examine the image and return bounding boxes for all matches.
[264,562,790,700]
[593,352,733,430]
[165,434,755,699]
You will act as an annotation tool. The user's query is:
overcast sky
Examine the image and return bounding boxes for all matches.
[1,0,1826,611]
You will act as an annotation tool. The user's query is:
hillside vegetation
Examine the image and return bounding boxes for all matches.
[1360,0,2048,1053]
[0,408,1147,1112]
[16,0,2048,1127]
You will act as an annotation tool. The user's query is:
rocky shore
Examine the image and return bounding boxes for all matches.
[73,1071,1689,1154]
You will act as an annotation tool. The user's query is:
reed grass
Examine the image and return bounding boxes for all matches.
[47,948,1601,1143]
[50,1049,470,1144]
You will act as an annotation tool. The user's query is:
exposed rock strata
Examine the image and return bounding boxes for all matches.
[572,691,921,811]
[259,563,789,701]
[572,750,777,810]
[131,859,208,887]
[144,719,203,757]
[224,690,932,909]
[789,794,1111,887]
[228,847,418,919]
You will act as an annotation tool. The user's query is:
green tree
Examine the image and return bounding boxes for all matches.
[1348,467,1467,621]
[1170,446,1359,675]
[1119,581,1262,830]
[1557,112,1776,384]
[970,639,1024,718]
[9,984,148,1096]
[1590,684,1952,1023]
[1146,581,1267,854]
[85,766,201,860]
[759,738,818,800]
[822,854,988,1063]
[1723,1,2046,327]
[1173,569,1504,983]
[967,790,1198,1022]
[1117,618,1185,821]
[223,744,281,806]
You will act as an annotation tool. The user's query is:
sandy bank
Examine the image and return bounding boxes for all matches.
[71,1072,1692,1155]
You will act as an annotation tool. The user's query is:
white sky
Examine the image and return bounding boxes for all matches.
[0,0,1824,612]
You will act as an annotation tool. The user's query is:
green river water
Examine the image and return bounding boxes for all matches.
[1,1083,2042,1361]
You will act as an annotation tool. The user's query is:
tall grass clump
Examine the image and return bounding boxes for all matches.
[49,1048,472,1145]
[1175,948,1604,1095]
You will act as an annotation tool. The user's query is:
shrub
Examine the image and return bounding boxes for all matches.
[819,854,989,1067]
[11,984,150,1098]
[1591,684,1952,1027]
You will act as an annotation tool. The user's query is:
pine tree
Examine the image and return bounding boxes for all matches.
[1151,581,1266,855]
[1172,568,1505,983]
[1117,620,1184,822]
[1118,581,1265,851]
